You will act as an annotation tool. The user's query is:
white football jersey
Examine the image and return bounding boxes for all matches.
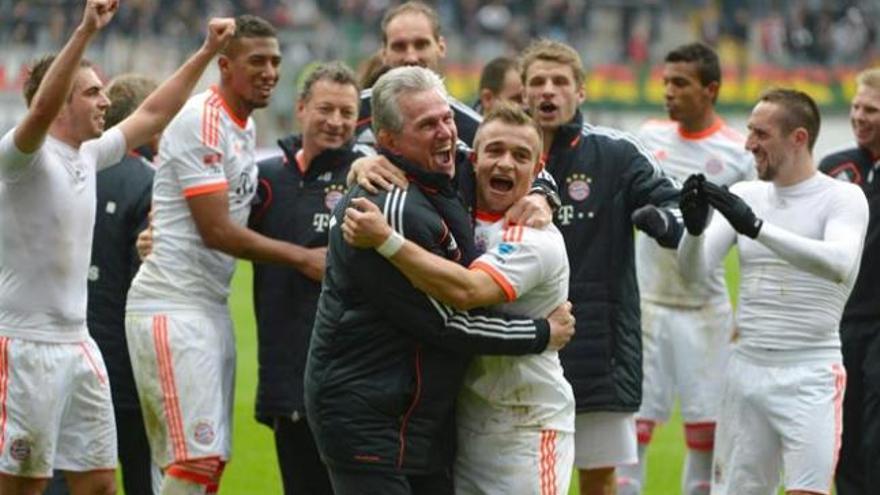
[636,118,755,307]
[458,213,575,433]
[128,88,258,310]
[0,127,125,342]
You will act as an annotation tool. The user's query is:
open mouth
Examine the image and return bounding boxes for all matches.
[433,146,453,168]
[489,176,514,192]
[538,101,558,116]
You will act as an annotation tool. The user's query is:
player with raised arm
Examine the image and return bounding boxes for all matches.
[343,103,575,495]
[678,89,869,495]
[0,1,234,493]
[620,42,755,495]
[123,14,340,495]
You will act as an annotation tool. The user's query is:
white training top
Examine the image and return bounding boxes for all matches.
[678,173,869,364]
[636,118,755,307]
[0,127,126,342]
[457,213,575,433]
[128,87,257,310]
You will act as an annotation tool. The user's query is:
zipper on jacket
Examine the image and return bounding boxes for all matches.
[397,345,423,469]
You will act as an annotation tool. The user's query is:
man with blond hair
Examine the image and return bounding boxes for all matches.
[820,68,880,495]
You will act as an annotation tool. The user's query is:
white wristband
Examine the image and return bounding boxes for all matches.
[376,230,405,258]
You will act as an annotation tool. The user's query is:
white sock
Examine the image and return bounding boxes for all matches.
[617,443,647,495]
[682,448,712,495]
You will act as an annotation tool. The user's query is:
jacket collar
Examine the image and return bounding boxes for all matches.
[380,150,457,196]
[547,110,585,158]
[277,134,359,179]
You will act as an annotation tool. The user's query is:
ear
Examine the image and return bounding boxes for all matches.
[576,81,586,104]
[377,129,398,152]
[470,150,477,164]
[295,98,306,122]
[436,35,447,59]
[534,156,546,176]
[792,127,809,148]
[218,56,230,80]
[479,89,494,113]
[705,81,720,102]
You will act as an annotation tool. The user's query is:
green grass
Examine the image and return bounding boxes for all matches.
[124,251,741,493]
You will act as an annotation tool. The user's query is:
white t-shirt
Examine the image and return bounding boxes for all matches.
[457,213,575,433]
[679,173,869,364]
[0,127,126,342]
[128,88,257,310]
[636,118,755,307]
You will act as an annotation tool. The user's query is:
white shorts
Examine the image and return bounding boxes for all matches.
[638,300,732,424]
[0,336,116,477]
[712,354,846,495]
[573,412,637,469]
[455,428,573,495]
[126,309,235,468]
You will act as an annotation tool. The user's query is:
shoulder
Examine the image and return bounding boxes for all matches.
[717,121,747,145]
[583,123,651,155]
[819,146,862,172]
[729,179,765,198]
[257,155,287,180]
[639,118,677,136]
[449,96,483,125]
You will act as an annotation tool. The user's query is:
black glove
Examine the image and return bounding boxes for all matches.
[631,205,681,248]
[679,174,710,236]
[702,181,763,238]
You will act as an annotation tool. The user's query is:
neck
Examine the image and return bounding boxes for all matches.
[299,142,320,173]
[774,153,816,187]
[48,123,82,149]
[678,110,718,135]
[542,128,556,154]
[864,142,880,160]
[217,84,252,123]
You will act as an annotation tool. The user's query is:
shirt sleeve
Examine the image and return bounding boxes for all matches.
[470,226,561,302]
[0,128,39,182]
[81,126,127,172]
[162,109,228,198]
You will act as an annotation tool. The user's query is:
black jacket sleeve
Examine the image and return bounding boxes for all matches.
[620,137,683,247]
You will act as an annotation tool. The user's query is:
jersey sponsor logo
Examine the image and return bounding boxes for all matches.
[193,420,215,445]
[313,213,332,233]
[653,149,668,161]
[88,265,100,281]
[557,204,575,226]
[324,184,347,211]
[105,201,117,214]
[566,174,591,202]
[705,157,724,175]
[234,171,256,200]
[9,437,31,461]
[497,243,516,255]
[202,152,223,167]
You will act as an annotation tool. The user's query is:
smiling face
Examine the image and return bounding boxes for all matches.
[663,61,716,127]
[381,12,446,72]
[297,80,359,154]
[57,67,111,144]
[746,101,795,181]
[378,88,457,177]
[220,36,282,111]
[850,84,880,155]
[524,59,583,132]
[473,119,542,213]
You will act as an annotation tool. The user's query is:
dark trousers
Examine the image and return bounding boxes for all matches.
[328,467,453,495]
[43,406,155,495]
[836,319,880,495]
[274,416,333,495]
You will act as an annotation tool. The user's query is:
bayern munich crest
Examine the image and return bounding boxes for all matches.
[9,437,31,461]
[193,420,216,445]
[566,173,591,202]
[705,157,724,175]
[324,184,346,211]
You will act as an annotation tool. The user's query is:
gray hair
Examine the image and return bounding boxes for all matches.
[371,66,448,136]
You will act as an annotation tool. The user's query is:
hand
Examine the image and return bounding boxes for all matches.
[80,0,119,32]
[546,301,575,351]
[136,223,153,261]
[299,246,327,282]
[631,205,670,239]
[203,17,236,54]
[680,173,710,236]
[702,181,763,238]
[342,197,393,248]
[347,156,408,194]
[504,193,552,228]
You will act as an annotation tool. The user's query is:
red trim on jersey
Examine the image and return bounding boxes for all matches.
[475,210,503,222]
[503,224,524,243]
[470,261,517,302]
[540,430,558,495]
[828,162,863,185]
[153,315,188,461]
[678,117,723,141]
[831,363,846,483]
[0,338,8,455]
[79,342,108,386]
[183,181,229,198]
[397,346,423,469]
[202,94,222,148]
[210,86,248,130]
[356,116,372,127]
[167,465,214,486]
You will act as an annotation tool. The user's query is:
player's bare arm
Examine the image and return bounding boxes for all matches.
[188,190,325,281]
[117,18,235,151]
[13,0,118,154]
[343,197,507,309]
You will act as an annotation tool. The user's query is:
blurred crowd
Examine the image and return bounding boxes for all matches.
[2,0,877,68]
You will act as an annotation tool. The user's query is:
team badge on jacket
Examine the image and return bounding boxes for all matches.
[566,173,591,201]
[324,184,347,211]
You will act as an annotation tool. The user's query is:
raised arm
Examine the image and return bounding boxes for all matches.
[343,197,505,309]
[116,18,235,151]
[13,0,118,154]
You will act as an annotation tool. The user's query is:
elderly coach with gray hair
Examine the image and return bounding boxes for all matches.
[304,66,575,495]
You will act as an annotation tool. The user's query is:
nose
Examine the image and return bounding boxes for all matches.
[541,79,555,95]
[744,134,756,152]
[326,109,343,127]
[98,91,111,109]
[403,46,420,65]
